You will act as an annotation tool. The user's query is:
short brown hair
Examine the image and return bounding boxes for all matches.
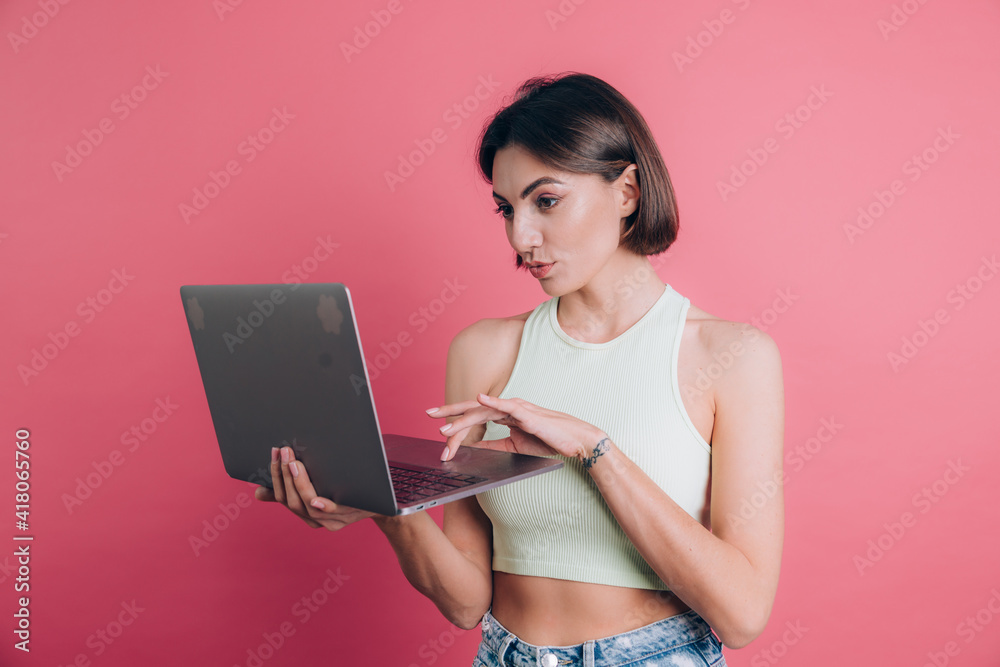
[475,72,679,270]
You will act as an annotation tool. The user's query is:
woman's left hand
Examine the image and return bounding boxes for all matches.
[428,393,606,462]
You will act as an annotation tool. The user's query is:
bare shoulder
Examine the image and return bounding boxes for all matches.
[448,309,532,396]
[684,301,783,388]
[686,304,782,399]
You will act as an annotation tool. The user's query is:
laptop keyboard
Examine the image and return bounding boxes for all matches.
[389,465,487,504]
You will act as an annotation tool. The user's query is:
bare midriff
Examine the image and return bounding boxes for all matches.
[490,570,692,646]
[483,299,716,647]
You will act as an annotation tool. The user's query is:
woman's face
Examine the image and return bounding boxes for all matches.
[491,144,637,295]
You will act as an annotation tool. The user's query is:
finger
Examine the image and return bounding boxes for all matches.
[458,438,504,453]
[281,447,308,514]
[441,403,515,461]
[284,450,326,528]
[288,454,332,519]
[426,399,482,419]
[254,485,276,502]
[287,465,333,529]
[269,447,286,504]
[440,423,470,461]
[304,496,347,528]
[439,404,506,441]
[477,393,522,415]
[306,495,334,513]
[477,395,536,431]
[442,412,486,461]
[441,419,468,461]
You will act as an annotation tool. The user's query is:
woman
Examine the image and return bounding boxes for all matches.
[255,72,784,667]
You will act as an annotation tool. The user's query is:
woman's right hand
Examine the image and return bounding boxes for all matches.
[254,445,377,530]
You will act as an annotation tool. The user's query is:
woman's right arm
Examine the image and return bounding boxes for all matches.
[372,492,492,630]
[371,322,496,629]
[256,321,498,630]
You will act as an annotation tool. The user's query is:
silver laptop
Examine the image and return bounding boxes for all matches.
[179,282,563,516]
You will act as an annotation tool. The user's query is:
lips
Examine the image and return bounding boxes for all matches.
[528,262,552,279]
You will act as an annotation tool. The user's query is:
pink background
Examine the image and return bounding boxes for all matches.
[3,0,999,665]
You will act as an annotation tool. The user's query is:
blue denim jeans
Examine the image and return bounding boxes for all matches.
[472,607,727,666]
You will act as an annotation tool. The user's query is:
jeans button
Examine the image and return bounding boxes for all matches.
[541,652,557,667]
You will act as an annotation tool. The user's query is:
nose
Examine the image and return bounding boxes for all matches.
[509,211,542,254]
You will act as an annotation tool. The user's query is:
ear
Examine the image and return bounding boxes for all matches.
[613,164,640,220]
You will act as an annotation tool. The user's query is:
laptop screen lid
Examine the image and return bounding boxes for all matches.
[180,282,402,513]
[180,282,564,516]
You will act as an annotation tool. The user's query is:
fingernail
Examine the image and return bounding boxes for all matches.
[290,461,299,478]
[440,447,449,461]
[310,498,324,509]
[281,447,289,463]
[440,424,453,433]
[425,407,439,414]
[271,447,278,463]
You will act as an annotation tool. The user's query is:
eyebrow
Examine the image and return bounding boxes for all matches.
[493,177,566,202]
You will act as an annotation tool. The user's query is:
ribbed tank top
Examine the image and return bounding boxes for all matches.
[476,283,712,591]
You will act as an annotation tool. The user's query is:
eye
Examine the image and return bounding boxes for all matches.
[493,196,559,220]
[536,196,558,210]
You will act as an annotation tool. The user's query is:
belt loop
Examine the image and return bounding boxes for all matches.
[583,639,595,667]
[497,634,516,666]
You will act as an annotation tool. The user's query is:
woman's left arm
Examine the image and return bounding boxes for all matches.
[585,325,785,650]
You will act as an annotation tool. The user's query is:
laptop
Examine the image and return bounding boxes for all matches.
[179,282,563,516]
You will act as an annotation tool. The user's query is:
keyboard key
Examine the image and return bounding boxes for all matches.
[389,464,487,505]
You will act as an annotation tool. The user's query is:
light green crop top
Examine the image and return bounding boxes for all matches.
[476,283,712,591]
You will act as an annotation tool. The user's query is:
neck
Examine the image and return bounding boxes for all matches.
[555,252,666,344]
